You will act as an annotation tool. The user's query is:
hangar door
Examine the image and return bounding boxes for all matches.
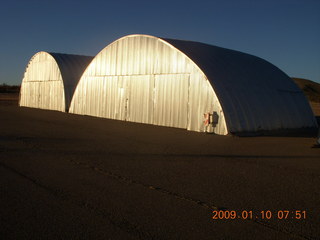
[153,74,189,129]
[124,74,189,129]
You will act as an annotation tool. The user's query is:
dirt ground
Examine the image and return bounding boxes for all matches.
[0,97,320,240]
[0,93,19,106]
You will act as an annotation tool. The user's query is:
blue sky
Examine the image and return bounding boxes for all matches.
[0,0,319,85]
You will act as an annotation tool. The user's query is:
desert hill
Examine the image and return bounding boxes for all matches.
[0,84,20,93]
[292,77,320,117]
[292,77,320,103]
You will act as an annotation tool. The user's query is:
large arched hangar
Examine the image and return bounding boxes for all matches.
[69,34,317,135]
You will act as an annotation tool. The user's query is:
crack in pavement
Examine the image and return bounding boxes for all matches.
[67,159,316,240]
[0,161,157,240]
[0,150,317,240]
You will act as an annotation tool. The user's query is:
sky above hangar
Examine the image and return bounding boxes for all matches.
[0,0,319,85]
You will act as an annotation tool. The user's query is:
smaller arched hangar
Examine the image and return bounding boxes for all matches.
[19,51,93,112]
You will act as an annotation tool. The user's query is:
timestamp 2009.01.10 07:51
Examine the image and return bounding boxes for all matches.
[212,210,307,220]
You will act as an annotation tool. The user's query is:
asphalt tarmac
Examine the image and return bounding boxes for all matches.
[0,104,319,240]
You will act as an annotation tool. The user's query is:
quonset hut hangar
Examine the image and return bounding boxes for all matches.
[19,52,93,112]
[69,34,317,135]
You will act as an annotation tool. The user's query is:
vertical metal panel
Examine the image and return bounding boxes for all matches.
[153,74,188,128]
[127,75,153,124]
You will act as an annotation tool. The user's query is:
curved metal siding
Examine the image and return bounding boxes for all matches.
[19,52,93,112]
[19,52,65,111]
[70,35,228,134]
[164,39,317,133]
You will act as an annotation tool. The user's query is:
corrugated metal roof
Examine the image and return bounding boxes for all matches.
[49,53,93,110]
[163,38,317,133]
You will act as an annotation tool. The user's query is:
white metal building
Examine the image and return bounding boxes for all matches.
[69,34,317,135]
[19,51,93,112]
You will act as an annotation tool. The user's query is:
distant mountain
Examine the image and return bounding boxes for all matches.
[292,78,320,118]
[292,78,320,103]
[0,84,20,93]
